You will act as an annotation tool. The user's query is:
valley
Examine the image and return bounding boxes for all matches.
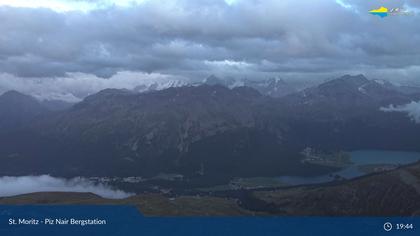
[1,160,420,216]
[1,74,420,216]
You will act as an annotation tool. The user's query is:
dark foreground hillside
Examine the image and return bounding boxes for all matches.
[1,162,420,216]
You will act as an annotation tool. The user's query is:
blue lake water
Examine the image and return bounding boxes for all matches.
[278,150,420,186]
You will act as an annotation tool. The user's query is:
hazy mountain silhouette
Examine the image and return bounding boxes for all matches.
[0,75,419,181]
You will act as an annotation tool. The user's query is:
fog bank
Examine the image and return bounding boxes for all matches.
[381,101,420,123]
[0,175,133,199]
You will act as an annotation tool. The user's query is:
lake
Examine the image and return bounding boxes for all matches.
[1,150,420,197]
[277,150,420,186]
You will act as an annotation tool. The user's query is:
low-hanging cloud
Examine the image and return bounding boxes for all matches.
[0,175,133,199]
[381,101,420,123]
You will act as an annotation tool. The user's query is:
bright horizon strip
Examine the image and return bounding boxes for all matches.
[0,0,91,12]
[0,0,148,12]
[0,0,240,12]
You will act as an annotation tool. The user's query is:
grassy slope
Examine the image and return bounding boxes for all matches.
[254,162,420,216]
[0,192,254,216]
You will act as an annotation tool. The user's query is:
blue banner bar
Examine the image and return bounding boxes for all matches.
[0,205,417,236]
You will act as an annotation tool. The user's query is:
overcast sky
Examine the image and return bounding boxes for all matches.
[0,0,419,101]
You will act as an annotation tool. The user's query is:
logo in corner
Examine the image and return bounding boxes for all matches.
[369,6,414,18]
[369,6,388,18]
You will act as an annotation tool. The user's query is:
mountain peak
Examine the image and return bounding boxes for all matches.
[0,90,46,132]
[0,90,40,104]
[203,75,225,86]
[320,74,369,90]
[1,90,29,98]
[338,74,368,84]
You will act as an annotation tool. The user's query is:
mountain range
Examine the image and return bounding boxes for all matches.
[0,75,419,182]
[203,75,298,97]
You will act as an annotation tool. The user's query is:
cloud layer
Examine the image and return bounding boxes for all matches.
[381,101,420,123]
[0,0,419,99]
[0,175,133,199]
